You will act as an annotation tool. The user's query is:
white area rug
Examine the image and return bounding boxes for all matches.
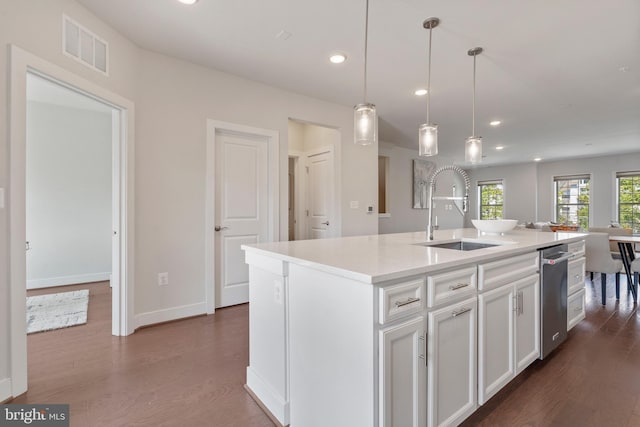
[26,289,89,334]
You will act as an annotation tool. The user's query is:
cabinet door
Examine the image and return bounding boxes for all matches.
[380,316,427,427]
[567,257,586,295]
[515,274,540,374]
[478,285,514,405]
[427,297,477,427]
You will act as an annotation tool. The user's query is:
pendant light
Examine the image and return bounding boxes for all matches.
[465,47,483,164]
[419,17,439,157]
[354,0,377,145]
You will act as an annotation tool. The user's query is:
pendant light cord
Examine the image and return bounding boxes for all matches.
[472,53,476,136]
[426,26,432,124]
[363,0,369,103]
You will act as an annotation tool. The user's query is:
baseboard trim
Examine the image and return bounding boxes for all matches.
[244,384,287,427]
[0,378,12,403]
[246,367,289,426]
[134,302,207,329]
[27,272,111,289]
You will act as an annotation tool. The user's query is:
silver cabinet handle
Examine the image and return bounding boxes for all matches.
[452,306,472,317]
[214,226,229,232]
[321,221,330,226]
[418,333,426,366]
[518,291,524,315]
[449,283,469,291]
[395,297,420,308]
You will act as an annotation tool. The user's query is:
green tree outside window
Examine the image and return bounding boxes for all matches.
[618,174,640,233]
[479,181,504,220]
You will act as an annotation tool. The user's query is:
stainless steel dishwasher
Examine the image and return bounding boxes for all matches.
[539,244,572,359]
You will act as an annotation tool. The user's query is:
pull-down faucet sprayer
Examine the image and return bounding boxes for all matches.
[427,165,471,240]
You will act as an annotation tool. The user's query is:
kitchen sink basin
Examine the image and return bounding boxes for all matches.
[418,241,501,251]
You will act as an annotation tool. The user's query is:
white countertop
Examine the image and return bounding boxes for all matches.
[243,228,587,284]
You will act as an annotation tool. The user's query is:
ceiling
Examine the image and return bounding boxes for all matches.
[76,0,640,167]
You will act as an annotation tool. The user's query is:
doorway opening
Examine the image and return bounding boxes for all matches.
[25,72,114,334]
[8,45,135,398]
[287,119,339,240]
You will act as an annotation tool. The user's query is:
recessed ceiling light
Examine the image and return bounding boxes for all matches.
[329,54,347,64]
[177,0,198,4]
[490,120,501,126]
[534,157,542,162]
[414,89,428,96]
[495,146,504,150]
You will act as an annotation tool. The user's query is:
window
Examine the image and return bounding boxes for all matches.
[478,180,504,219]
[617,171,640,233]
[554,175,590,229]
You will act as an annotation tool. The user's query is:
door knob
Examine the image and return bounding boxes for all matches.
[214,226,229,232]
[321,221,330,226]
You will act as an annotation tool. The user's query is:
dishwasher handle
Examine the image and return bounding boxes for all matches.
[541,251,573,265]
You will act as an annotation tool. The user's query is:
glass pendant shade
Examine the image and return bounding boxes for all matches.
[354,103,377,145]
[465,136,482,164]
[418,123,438,156]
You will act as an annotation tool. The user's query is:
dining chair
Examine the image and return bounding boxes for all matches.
[588,226,633,258]
[632,258,640,300]
[585,232,623,305]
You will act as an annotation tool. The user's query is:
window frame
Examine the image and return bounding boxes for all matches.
[553,174,591,229]
[477,179,504,220]
[616,171,640,233]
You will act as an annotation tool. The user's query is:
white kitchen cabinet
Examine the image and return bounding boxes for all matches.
[567,287,586,330]
[478,284,514,403]
[514,274,540,373]
[568,257,586,296]
[379,316,427,427]
[567,240,586,330]
[427,296,477,427]
[478,273,540,404]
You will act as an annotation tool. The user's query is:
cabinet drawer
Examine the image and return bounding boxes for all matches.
[568,288,586,330]
[568,257,586,295]
[427,266,477,308]
[478,252,539,292]
[379,278,426,324]
[568,240,585,257]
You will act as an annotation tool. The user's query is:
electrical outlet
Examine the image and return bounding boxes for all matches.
[158,272,169,286]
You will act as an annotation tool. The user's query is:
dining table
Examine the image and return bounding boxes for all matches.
[608,234,640,302]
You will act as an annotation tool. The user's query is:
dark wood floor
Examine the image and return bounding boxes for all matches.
[16,282,274,427]
[14,275,640,426]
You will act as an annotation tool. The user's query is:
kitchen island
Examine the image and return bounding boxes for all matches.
[242,228,586,427]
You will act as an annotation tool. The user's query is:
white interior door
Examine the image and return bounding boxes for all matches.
[215,130,269,308]
[306,148,334,239]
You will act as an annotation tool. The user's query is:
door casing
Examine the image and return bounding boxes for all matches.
[7,45,135,398]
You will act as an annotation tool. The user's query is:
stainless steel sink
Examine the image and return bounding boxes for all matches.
[418,241,500,251]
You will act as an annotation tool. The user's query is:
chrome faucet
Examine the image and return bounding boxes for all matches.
[427,165,471,240]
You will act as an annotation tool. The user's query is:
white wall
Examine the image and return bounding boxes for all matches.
[465,163,538,227]
[0,0,378,397]
[26,101,112,288]
[464,152,640,228]
[378,142,462,234]
[536,153,640,227]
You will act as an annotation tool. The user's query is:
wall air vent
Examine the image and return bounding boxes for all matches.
[62,14,108,75]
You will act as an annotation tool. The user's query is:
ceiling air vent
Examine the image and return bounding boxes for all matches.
[62,15,108,75]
